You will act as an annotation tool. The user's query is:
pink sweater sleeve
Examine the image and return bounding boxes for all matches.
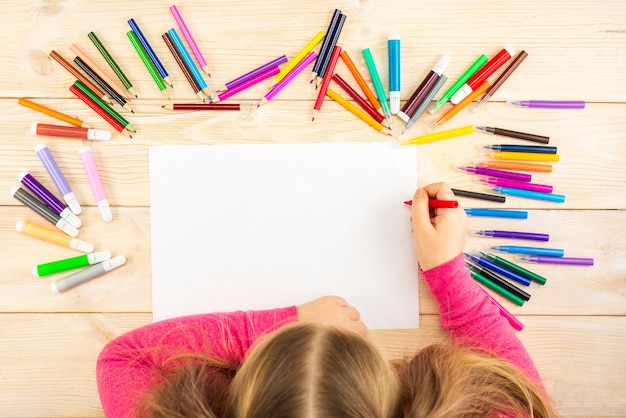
[96,306,297,418]
[421,254,543,387]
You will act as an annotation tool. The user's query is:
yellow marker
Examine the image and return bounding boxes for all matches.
[15,220,94,253]
[269,31,325,88]
[326,88,391,135]
[402,125,474,145]
[486,151,560,162]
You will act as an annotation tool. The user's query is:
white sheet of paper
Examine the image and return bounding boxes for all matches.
[150,142,419,329]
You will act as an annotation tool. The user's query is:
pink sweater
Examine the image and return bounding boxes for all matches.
[96,253,542,417]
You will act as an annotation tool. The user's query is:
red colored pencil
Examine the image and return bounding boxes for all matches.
[312,45,342,121]
[69,85,132,138]
[331,73,388,127]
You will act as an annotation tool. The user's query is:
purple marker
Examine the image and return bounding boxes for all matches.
[460,165,531,182]
[34,144,82,215]
[517,255,594,266]
[507,100,586,109]
[480,177,553,193]
[18,171,81,228]
[216,55,288,92]
[472,230,549,241]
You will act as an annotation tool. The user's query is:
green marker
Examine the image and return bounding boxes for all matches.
[127,30,170,99]
[479,250,547,285]
[362,48,392,125]
[430,54,488,114]
[33,251,111,278]
[470,269,525,306]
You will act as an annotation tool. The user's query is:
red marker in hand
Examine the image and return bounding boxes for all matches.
[404,199,459,208]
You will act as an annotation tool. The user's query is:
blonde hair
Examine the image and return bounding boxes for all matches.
[225,322,402,418]
[393,344,558,418]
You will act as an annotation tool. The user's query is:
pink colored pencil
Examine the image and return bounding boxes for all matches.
[169,4,211,76]
[211,66,280,103]
[258,51,317,107]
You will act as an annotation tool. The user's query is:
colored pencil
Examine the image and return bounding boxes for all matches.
[162,103,240,111]
[162,32,205,101]
[211,66,279,103]
[332,73,387,127]
[69,84,132,138]
[69,43,129,100]
[326,88,391,135]
[315,13,346,87]
[217,56,288,92]
[128,18,172,87]
[312,45,342,120]
[311,9,342,83]
[88,31,138,97]
[73,80,136,132]
[49,50,112,104]
[127,30,170,99]
[18,98,91,128]
[340,50,382,112]
[169,4,211,76]
[167,28,210,98]
[269,31,324,89]
[73,56,134,113]
[259,51,317,107]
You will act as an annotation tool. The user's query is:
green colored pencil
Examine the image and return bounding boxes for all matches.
[73,80,136,133]
[126,30,169,99]
[88,31,138,98]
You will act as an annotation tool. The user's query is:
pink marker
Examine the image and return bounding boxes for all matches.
[169,5,210,76]
[78,146,112,222]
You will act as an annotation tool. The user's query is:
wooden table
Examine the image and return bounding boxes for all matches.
[1,1,624,416]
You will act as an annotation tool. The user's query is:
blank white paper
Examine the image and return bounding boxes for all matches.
[150,142,419,329]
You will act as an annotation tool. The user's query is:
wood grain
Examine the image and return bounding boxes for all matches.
[1,0,624,416]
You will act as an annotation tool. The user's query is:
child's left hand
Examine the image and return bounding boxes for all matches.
[297,296,367,336]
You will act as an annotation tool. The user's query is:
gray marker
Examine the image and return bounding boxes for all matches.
[399,74,448,139]
[10,186,78,237]
[51,255,127,293]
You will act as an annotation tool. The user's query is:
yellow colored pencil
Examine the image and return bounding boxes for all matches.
[402,125,474,145]
[326,88,391,135]
[486,151,560,162]
[269,31,325,89]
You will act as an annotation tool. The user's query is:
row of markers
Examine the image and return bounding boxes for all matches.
[11,144,126,293]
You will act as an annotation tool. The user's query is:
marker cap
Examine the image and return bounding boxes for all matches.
[433,55,451,76]
[56,218,79,237]
[97,199,113,222]
[87,129,112,141]
[64,192,82,215]
[70,238,94,253]
[450,84,473,104]
[59,208,82,228]
[397,111,410,123]
[89,251,112,264]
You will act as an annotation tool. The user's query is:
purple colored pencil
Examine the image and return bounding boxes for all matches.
[217,55,288,92]
[473,230,549,241]
[518,255,594,266]
[460,165,531,182]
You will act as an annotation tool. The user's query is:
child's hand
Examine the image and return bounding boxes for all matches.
[411,182,468,271]
[297,296,367,336]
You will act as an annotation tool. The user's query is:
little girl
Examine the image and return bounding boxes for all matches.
[96,182,556,417]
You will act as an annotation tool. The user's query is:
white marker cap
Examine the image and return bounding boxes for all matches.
[30,122,38,136]
[87,129,112,141]
[60,208,82,228]
[88,251,112,264]
[97,199,113,223]
[450,84,473,105]
[69,238,94,253]
[56,218,79,237]
[64,192,82,215]
[15,219,24,232]
[397,111,410,123]
[433,55,451,76]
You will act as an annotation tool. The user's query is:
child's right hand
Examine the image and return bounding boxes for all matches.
[410,182,468,271]
[297,296,367,336]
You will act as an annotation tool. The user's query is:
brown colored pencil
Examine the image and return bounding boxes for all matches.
[331,73,388,127]
[162,32,206,102]
[49,50,112,104]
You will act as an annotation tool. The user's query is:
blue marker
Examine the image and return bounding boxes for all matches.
[128,18,172,87]
[491,186,566,203]
[388,34,401,114]
[491,245,565,257]
[464,252,531,286]
[464,208,528,219]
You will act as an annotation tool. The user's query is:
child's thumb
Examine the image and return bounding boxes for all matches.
[411,189,432,231]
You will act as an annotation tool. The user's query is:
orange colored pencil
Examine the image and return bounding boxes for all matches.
[326,88,391,135]
[70,43,129,100]
[18,98,91,128]
[340,50,382,112]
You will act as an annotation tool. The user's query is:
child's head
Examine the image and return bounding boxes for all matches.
[394,343,556,418]
[226,321,402,418]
